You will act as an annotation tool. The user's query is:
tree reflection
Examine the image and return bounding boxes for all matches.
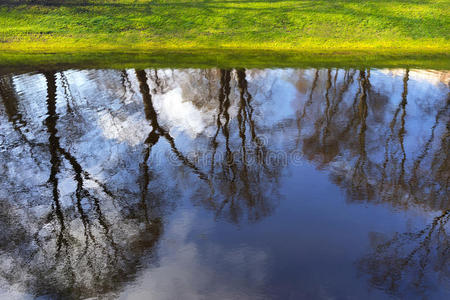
[0,72,164,299]
[190,69,282,223]
[292,68,449,297]
[208,68,282,223]
[0,75,47,162]
[296,68,448,211]
[0,68,288,299]
[0,67,448,298]
[135,68,284,224]
[136,69,208,182]
[358,210,449,297]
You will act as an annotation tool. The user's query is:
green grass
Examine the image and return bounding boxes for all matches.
[0,0,449,69]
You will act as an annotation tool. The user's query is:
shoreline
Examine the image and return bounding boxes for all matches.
[1,0,449,70]
[1,49,449,73]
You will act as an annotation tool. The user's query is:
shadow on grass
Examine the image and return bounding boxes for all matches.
[1,0,445,39]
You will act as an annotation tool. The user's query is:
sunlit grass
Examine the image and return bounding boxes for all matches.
[0,0,449,67]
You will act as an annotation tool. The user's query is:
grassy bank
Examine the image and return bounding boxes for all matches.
[0,0,449,68]
[1,50,449,74]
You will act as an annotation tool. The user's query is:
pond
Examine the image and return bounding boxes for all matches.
[0,68,448,299]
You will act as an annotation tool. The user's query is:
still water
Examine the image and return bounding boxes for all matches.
[0,68,448,299]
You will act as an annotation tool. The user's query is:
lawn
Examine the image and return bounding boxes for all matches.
[0,0,449,68]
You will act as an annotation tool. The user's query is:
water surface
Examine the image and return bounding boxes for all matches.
[0,68,448,299]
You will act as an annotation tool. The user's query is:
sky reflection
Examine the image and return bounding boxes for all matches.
[0,68,448,299]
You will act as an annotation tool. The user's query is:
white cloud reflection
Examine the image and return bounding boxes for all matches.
[120,210,269,300]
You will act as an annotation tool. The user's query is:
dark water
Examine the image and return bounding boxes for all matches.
[0,68,448,299]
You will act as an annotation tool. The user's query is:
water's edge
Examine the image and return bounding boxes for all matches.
[1,50,449,75]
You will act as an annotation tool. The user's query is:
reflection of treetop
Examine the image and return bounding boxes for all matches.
[358,209,449,297]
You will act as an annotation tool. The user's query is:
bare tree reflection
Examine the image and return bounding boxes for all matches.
[292,68,449,297]
[136,69,208,181]
[0,71,164,299]
[0,75,47,158]
[201,69,282,223]
[358,210,449,297]
[0,67,448,298]
[134,68,284,224]
[296,68,449,211]
[291,68,449,296]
